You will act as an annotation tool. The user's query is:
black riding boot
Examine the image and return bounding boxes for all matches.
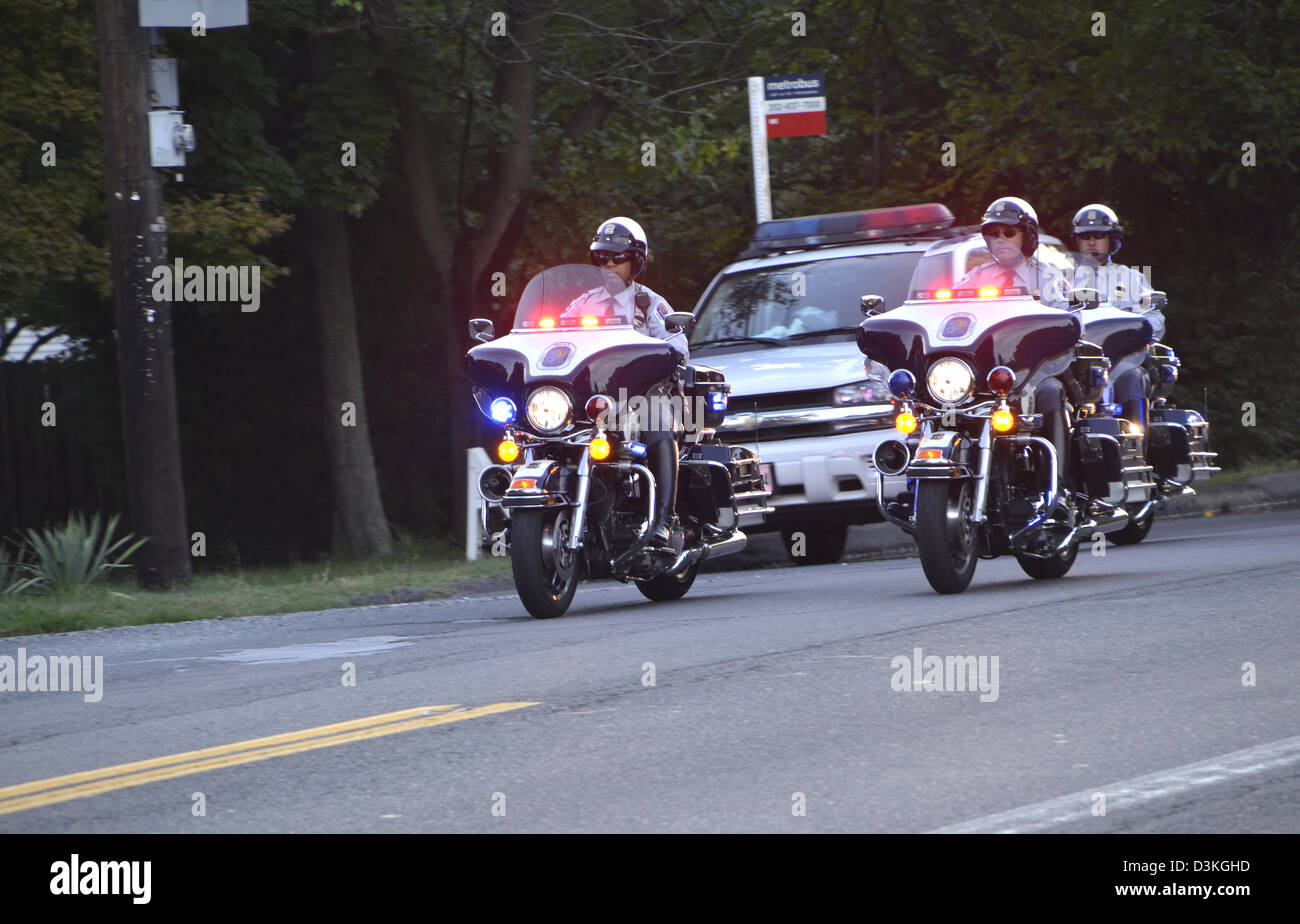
[1120,398,1147,431]
[647,438,678,546]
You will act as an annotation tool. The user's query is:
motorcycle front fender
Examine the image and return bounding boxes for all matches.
[500,460,572,509]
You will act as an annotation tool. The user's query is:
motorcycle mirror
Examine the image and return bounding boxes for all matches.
[664,311,696,334]
[1070,287,1101,308]
[860,294,886,317]
[468,318,495,343]
[1144,291,1168,312]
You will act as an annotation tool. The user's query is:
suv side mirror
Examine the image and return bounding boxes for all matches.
[1144,291,1168,312]
[860,294,885,317]
[665,311,696,334]
[468,318,495,343]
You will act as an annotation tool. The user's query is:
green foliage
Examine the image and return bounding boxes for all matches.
[166,189,294,291]
[0,0,106,321]
[9,513,148,595]
[0,539,33,595]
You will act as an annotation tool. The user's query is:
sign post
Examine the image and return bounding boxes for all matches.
[747,73,828,225]
[746,77,771,224]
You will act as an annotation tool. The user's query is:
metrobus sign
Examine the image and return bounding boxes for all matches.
[764,74,826,138]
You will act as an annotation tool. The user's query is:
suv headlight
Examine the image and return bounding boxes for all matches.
[526,386,572,432]
[927,358,974,404]
[833,381,891,406]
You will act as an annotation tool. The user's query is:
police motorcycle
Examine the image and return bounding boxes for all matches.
[1069,257,1219,545]
[466,264,771,619]
[856,251,1146,594]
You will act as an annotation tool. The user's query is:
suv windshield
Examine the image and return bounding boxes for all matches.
[690,252,923,348]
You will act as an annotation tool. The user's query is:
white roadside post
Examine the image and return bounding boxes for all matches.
[465,447,492,561]
[747,76,772,224]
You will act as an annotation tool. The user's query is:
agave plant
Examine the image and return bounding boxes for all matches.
[0,539,36,595]
[11,513,148,595]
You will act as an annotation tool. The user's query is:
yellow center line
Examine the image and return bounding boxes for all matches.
[0,702,540,816]
[0,704,462,800]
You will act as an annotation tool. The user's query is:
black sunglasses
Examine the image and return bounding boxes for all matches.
[593,251,632,265]
[1075,231,1110,241]
[983,226,1021,239]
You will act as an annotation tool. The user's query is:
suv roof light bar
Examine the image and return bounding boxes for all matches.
[746,203,955,255]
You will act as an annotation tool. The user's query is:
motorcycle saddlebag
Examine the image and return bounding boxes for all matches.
[1073,417,1126,503]
[1148,407,1209,482]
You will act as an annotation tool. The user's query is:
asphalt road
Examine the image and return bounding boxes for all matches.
[2,508,1298,833]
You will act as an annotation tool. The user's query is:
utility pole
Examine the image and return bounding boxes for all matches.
[95,0,191,589]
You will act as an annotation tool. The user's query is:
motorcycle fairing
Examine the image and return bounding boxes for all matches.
[1078,305,1154,380]
[857,297,1081,399]
[467,327,679,410]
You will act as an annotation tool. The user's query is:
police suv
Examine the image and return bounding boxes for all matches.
[688,203,1071,563]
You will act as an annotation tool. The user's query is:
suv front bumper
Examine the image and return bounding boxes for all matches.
[719,422,905,532]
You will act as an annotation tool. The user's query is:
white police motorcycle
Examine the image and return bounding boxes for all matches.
[466,264,771,618]
[856,252,1145,594]
[1069,254,1218,544]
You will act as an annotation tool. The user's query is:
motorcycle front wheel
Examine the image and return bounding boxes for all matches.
[510,508,579,619]
[915,479,978,594]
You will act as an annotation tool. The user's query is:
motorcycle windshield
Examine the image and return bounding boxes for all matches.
[1061,251,1154,308]
[512,264,637,332]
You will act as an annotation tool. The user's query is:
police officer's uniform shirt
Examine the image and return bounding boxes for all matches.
[956,256,1072,308]
[564,281,689,361]
[1070,259,1163,339]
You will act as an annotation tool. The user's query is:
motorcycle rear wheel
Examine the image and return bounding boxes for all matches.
[1109,504,1154,545]
[915,480,978,594]
[1016,537,1079,579]
[635,561,700,601]
[510,508,579,619]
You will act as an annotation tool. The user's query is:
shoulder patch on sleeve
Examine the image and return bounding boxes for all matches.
[655,302,671,319]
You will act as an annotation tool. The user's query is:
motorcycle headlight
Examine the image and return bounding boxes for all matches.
[927,358,974,404]
[526,386,572,432]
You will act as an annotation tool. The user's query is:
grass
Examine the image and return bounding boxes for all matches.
[0,540,510,639]
[1205,457,1300,485]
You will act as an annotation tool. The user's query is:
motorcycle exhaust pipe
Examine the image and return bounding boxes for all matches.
[1062,505,1131,551]
[478,465,514,503]
[701,529,747,561]
[872,439,911,477]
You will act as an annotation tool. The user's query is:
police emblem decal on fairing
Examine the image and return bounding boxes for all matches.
[539,342,577,369]
[937,313,976,340]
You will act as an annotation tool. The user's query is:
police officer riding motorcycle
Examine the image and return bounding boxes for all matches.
[585,218,687,548]
[465,217,770,618]
[1067,203,1217,544]
[859,196,1141,593]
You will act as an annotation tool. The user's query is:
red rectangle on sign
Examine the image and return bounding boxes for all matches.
[766,111,826,138]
